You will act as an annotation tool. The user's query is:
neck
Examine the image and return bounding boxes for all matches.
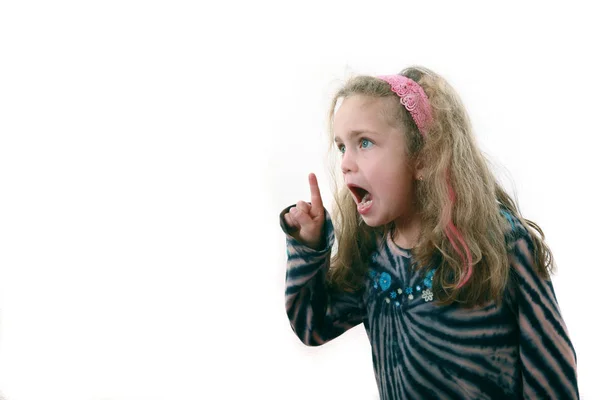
[391,212,422,249]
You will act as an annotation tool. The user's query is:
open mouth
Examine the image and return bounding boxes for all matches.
[348,184,372,205]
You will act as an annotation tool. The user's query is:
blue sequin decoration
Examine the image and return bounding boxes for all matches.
[379,272,392,291]
[368,267,437,304]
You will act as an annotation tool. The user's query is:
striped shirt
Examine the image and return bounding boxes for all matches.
[281,206,578,399]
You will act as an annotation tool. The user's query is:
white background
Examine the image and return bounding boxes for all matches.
[1,1,598,399]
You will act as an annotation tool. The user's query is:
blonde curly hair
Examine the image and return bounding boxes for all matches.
[326,66,553,307]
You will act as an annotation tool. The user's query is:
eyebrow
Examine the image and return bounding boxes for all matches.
[334,130,378,144]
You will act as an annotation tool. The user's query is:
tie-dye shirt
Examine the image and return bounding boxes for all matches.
[280,206,578,399]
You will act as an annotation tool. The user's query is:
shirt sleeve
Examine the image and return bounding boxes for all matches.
[504,216,579,399]
[280,205,366,346]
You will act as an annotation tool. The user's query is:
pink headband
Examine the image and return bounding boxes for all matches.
[378,75,433,137]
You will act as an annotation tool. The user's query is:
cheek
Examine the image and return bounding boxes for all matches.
[379,172,415,200]
[378,163,411,185]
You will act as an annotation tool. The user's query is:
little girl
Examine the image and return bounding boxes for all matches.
[279,66,578,399]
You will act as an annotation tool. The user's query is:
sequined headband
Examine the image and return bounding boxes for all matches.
[378,75,433,137]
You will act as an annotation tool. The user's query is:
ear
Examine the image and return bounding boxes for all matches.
[413,157,425,180]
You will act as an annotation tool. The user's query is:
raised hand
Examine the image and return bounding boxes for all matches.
[283,173,326,250]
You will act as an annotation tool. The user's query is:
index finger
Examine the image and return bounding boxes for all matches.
[308,173,323,212]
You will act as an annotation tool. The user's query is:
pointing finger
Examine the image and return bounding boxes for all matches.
[308,173,323,213]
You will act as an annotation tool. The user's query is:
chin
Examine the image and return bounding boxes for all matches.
[359,215,387,228]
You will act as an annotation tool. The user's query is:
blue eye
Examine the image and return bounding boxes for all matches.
[338,144,346,154]
[360,139,373,148]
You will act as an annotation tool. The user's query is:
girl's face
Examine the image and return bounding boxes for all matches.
[333,95,420,228]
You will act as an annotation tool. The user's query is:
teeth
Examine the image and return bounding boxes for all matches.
[361,193,372,204]
[357,196,372,212]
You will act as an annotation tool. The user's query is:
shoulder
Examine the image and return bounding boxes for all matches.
[499,208,554,296]
[499,206,531,249]
[499,207,549,284]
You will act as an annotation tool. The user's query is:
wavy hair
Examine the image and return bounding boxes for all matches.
[326,66,553,307]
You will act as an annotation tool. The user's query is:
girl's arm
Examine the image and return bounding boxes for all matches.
[280,205,366,346]
[506,225,579,399]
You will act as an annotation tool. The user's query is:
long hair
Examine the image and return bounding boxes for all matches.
[325,66,553,307]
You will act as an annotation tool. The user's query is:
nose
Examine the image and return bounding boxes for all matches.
[341,150,357,174]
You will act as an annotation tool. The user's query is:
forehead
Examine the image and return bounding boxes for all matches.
[333,95,398,140]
